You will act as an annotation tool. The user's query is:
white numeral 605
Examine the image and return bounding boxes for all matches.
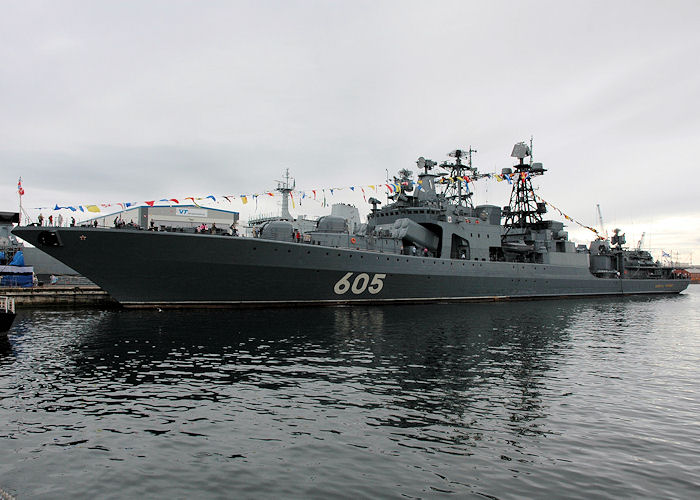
[333,272,386,295]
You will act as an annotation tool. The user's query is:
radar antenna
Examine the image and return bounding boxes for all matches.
[416,156,437,174]
[502,141,547,231]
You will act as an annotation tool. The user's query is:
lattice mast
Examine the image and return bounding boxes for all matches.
[440,148,477,209]
[503,142,547,230]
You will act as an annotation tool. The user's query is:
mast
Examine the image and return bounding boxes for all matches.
[440,147,477,210]
[18,177,23,226]
[276,169,295,221]
[18,180,22,226]
[503,141,547,232]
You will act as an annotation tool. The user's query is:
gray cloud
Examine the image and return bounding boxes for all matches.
[2,0,699,256]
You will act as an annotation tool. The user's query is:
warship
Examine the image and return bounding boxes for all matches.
[12,142,690,307]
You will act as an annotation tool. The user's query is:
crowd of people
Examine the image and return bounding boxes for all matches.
[36,213,76,227]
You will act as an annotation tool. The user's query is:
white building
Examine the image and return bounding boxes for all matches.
[86,205,239,231]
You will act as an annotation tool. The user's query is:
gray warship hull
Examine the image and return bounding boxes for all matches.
[11,227,689,307]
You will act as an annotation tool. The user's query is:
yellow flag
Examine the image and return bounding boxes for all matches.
[241,196,248,204]
[86,205,100,213]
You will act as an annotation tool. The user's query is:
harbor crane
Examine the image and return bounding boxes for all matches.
[637,232,646,250]
[596,204,607,239]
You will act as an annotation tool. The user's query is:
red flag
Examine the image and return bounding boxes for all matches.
[145,200,155,206]
[17,178,24,196]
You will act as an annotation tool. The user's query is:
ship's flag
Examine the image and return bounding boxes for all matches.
[361,187,366,201]
[86,205,101,213]
[385,184,394,193]
[145,201,155,206]
[330,189,334,196]
[662,251,671,258]
[185,197,200,206]
[369,185,376,191]
[312,190,317,199]
[350,186,355,191]
[241,195,248,204]
[17,178,24,196]
[290,192,295,208]
[206,195,216,202]
[54,204,77,211]
[267,192,274,197]
[223,196,232,203]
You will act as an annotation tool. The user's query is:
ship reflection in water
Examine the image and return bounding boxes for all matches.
[1,291,699,498]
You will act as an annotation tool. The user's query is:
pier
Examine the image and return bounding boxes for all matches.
[0,286,117,307]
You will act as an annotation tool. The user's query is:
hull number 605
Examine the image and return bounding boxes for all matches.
[333,272,386,295]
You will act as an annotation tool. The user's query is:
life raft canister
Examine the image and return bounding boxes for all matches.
[350,237,357,244]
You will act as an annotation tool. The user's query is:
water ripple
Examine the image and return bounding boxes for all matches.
[1,291,699,498]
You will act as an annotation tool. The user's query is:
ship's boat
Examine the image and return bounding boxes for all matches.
[12,143,690,307]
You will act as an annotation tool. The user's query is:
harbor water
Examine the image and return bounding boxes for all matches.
[1,288,699,499]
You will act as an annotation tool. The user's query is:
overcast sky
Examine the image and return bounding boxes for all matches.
[2,0,699,261]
